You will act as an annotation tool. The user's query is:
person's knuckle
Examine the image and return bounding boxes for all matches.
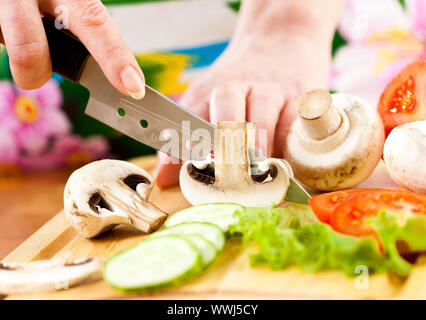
[104,37,126,58]
[254,83,284,104]
[8,41,44,67]
[214,83,243,97]
[78,0,109,27]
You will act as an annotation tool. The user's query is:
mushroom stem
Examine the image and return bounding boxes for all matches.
[285,91,385,191]
[214,122,251,189]
[297,89,342,140]
[102,185,167,233]
[129,201,168,232]
[180,121,293,206]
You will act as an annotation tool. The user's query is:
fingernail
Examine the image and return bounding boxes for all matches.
[120,65,145,99]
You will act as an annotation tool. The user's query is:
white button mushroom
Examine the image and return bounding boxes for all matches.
[64,159,167,238]
[0,255,101,294]
[284,89,385,191]
[384,121,426,194]
[179,121,293,207]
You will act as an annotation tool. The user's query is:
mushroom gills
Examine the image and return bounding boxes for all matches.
[187,163,278,185]
[179,121,292,207]
[64,159,168,238]
[89,192,113,213]
[188,163,216,185]
[123,174,150,190]
[94,184,167,233]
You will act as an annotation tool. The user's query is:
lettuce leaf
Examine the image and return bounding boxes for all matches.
[230,203,318,241]
[230,205,426,277]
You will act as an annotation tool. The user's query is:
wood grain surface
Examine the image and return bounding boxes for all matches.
[0,169,73,259]
[2,156,425,300]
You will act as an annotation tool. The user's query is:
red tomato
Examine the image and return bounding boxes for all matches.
[329,190,426,237]
[378,59,426,136]
[309,189,382,223]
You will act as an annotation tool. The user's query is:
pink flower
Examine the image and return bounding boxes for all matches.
[19,134,110,171]
[0,80,70,155]
[54,135,110,168]
[406,0,426,38]
[331,0,426,106]
[0,127,17,162]
[0,127,20,176]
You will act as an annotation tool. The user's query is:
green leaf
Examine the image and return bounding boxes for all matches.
[232,206,426,277]
[0,47,12,80]
[370,211,426,276]
[332,30,347,57]
[227,1,241,12]
[229,204,318,242]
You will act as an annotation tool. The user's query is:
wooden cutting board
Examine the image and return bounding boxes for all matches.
[3,156,426,300]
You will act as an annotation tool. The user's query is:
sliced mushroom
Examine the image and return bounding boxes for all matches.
[64,159,167,238]
[180,121,293,207]
[0,255,101,294]
[384,121,426,194]
[284,89,385,191]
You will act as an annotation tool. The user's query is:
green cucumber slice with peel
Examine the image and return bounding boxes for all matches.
[104,236,202,291]
[166,203,244,232]
[183,234,218,267]
[151,222,225,251]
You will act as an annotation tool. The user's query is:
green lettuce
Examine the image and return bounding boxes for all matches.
[230,205,426,277]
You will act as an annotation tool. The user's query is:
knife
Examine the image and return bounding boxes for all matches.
[42,17,311,205]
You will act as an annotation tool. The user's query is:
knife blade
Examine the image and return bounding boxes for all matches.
[79,57,311,204]
[41,17,311,205]
[80,56,214,162]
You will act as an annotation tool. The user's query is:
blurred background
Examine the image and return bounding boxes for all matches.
[0,0,424,256]
[1,0,424,175]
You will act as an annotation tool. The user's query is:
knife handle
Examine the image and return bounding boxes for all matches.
[42,16,89,83]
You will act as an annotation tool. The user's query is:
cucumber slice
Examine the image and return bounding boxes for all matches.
[104,236,202,291]
[183,234,218,267]
[166,203,244,232]
[151,222,225,251]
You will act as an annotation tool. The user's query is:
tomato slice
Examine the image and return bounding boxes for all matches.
[309,189,382,223]
[378,58,426,136]
[329,190,426,237]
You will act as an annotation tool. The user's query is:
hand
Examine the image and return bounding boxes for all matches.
[155,0,345,188]
[0,0,145,98]
[155,17,334,187]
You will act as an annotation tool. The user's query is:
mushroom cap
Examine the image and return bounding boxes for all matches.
[285,93,385,191]
[64,159,160,238]
[384,121,426,194]
[180,158,293,207]
[180,121,293,207]
[0,255,101,294]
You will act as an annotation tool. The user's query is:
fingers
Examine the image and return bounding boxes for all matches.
[43,0,145,99]
[273,98,298,159]
[155,86,209,188]
[209,83,248,125]
[155,81,286,186]
[246,84,285,156]
[0,0,51,89]
[178,80,211,119]
[155,152,182,188]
